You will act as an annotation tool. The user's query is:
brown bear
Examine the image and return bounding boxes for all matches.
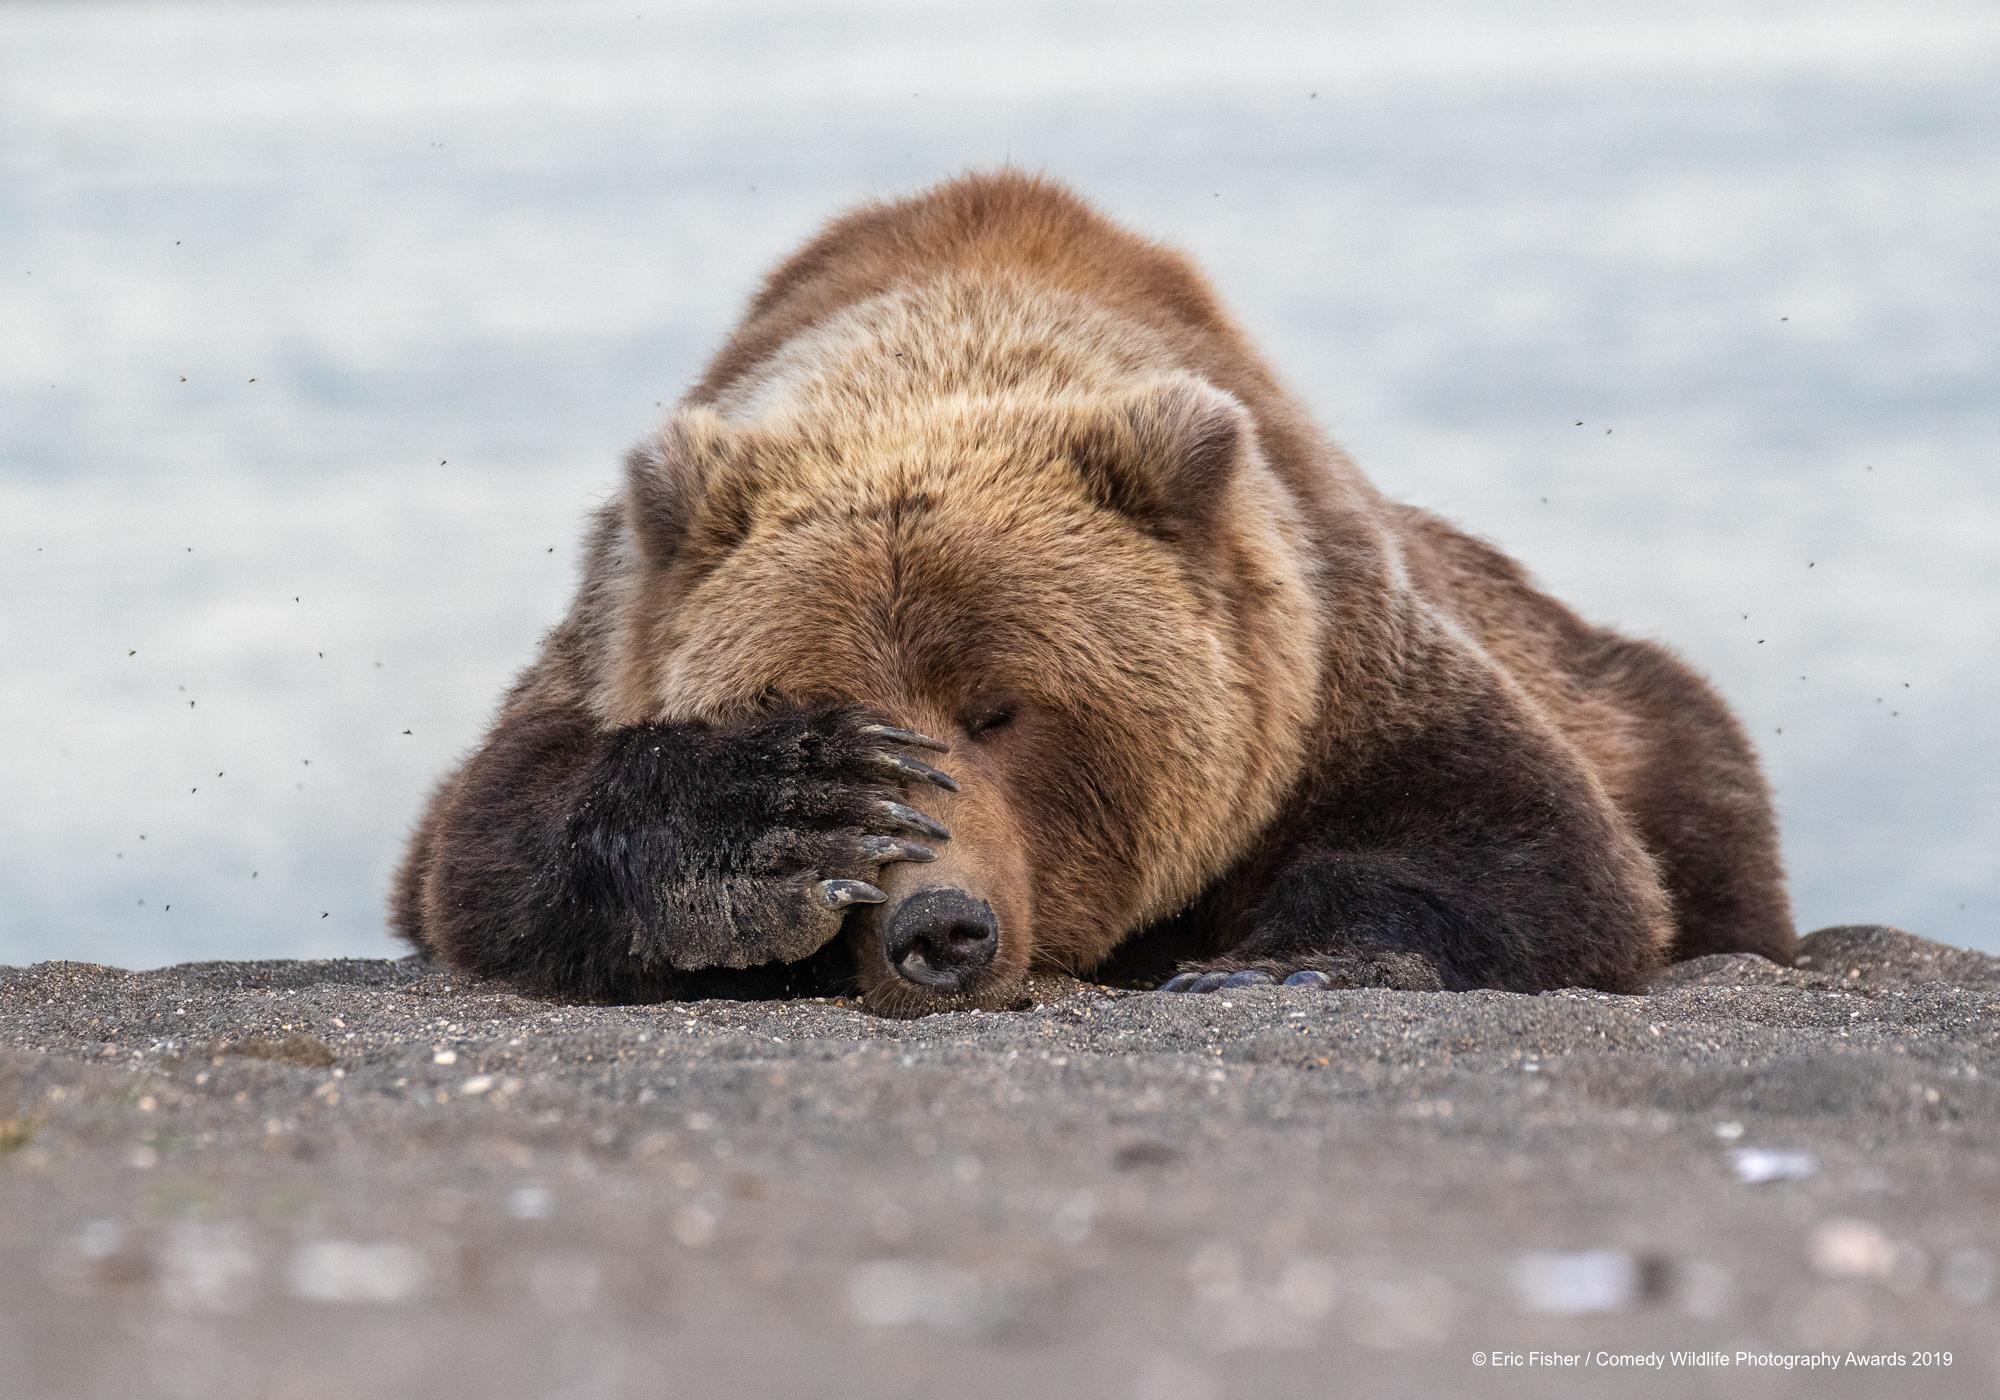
[391,170,1794,1015]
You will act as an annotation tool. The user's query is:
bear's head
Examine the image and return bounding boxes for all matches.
[609,373,1323,1013]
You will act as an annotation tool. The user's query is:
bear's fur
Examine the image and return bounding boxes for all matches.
[392,171,1793,1013]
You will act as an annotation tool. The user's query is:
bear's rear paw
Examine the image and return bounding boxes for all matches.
[1158,950,1445,994]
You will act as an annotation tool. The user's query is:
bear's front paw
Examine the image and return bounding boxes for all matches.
[617,707,960,972]
[1158,949,1445,994]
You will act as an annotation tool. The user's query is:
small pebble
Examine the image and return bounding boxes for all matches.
[671,1203,717,1248]
[1510,1250,1639,1314]
[285,1241,426,1305]
[846,1259,1017,1339]
[1730,1147,1819,1184]
[506,1186,554,1221]
[1810,1218,1896,1279]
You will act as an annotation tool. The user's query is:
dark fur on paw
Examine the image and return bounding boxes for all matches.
[1158,950,1446,993]
[573,704,955,972]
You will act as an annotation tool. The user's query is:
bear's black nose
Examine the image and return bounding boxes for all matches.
[884,888,998,990]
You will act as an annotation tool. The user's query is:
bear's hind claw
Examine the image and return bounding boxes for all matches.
[1158,967,1316,993]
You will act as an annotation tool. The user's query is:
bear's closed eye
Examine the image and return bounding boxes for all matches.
[961,703,1017,739]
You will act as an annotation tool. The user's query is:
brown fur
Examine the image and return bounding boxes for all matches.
[393,170,1793,1012]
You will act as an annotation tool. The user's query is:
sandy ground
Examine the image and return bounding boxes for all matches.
[2,924,1996,1400]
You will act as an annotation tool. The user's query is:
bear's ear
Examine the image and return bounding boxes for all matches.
[623,406,756,567]
[1065,376,1252,534]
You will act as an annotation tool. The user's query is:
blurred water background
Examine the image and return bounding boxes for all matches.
[2,0,1995,966]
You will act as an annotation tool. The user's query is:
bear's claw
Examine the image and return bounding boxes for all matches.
[816,878,887,910]
[871,751,960,792]
[795,716,954,933]
[877,800,950,840]
[861,836,938,864]
[857,723,950,753]
[1159,968,1327,993]
[1160,971,1238,993]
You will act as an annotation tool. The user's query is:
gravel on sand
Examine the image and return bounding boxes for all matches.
[2,924,1996,1399]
